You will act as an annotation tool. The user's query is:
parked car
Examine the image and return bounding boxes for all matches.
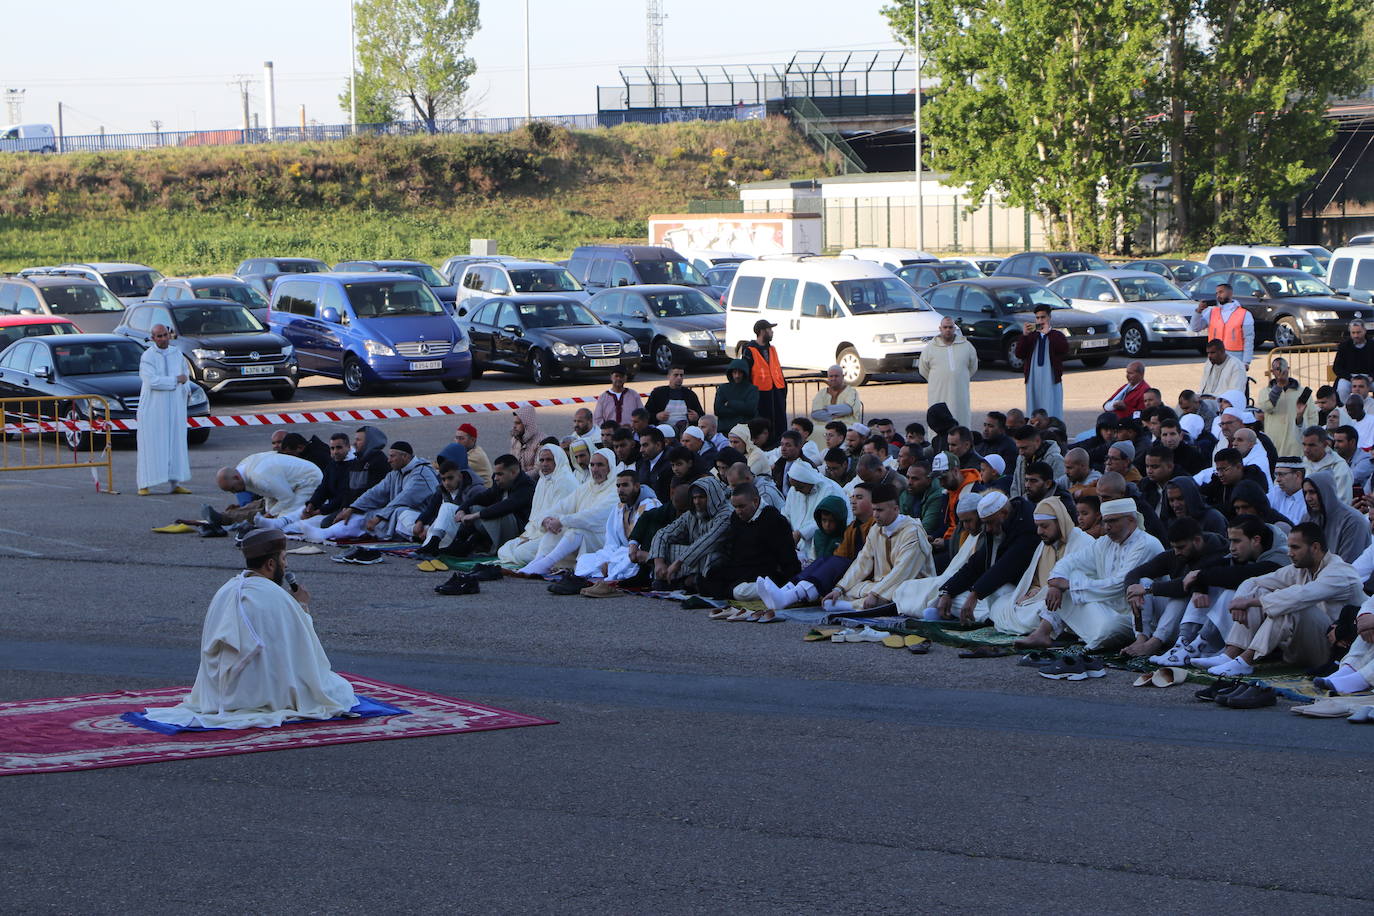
[673,249,751,277]
[1346,233,1374,247]
[148,276,270,320]
[116,299,298,401]
[704,263,742,294]
[453,259,590,316]
[566,245,718,296]
[0,123,57,153]
[333,259,459,306]
[1325,245,1374,303]
[0,315,81,350]
[1293,245,1333,270]
[839,248,938,271]
[0,334,211,448]
[1185,268,1364,347]
[943,255,1003,275]
[54,263,164,302]
[0,275,127,333]
[924,278,1119,369]
[1204,245,1325,278]
[461,295,641,385]
[1048,270,1203,357]
[588,285,725,374]
[992,251,1109,281]
[1121,258,1211,285]
[896,261,983,292]
[234,257,329,298]
[268,273,471,396]
[438,254,521,285]
[724,256,942,385]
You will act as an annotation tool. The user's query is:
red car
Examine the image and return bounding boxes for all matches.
[0,314,82,351]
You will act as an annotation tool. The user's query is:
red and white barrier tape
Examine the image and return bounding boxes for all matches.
[1,394,597,435]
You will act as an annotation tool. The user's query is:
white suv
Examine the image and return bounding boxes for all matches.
[453,259,589,317]
[54,262,164,302]
[1204,245,1325,278]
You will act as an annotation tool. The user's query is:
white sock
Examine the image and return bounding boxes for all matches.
[1208,657,1254,677]
[920,606,941,621]
[823,597,853,612]
[1329,665,1373,695]
[756,577,779,610]
[794,581,818,604]
[520,556,555,577]
[1191,653,1234,669]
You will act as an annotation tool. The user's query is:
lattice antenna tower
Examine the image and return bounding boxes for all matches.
[4,89,25,124]
[646,0,665,106]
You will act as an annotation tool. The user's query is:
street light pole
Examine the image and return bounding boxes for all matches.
[523,0,532,122]
[914,2,924,252]
[349,0,358,133]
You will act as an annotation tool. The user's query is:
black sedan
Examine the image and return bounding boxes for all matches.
[925,278,1120,369]
[1185,268,1364,347]
[0,334,211,449]
[461,295,641,385]
[896,261,983,292]
[115,299,299,400]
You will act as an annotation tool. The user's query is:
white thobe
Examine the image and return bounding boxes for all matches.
[988,527,1094,635]
[141,573,358,729]
[574,492,661,580]
[1047,527,1163,649]
[236,452,323,517]
[894,531,981,617]
[1198,356,1247,398]
[136,344,191,489]
[918,336,978,429]
[1267,484,1307,527]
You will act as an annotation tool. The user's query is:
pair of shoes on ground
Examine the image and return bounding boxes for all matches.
[548,575,591,596]
[1291,697,1374,720]
[333,547,384,565]
[1131,667,1190,688]
[1190,652,1255,677]
[435,572,480,595]
[830,625,888,643]
[1038,656,1107,680]
[709,607,783,623]
[139,486,191,496]
[1194,679,1277,708]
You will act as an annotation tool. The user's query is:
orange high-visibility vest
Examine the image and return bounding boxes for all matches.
[748,343,785,391]
[1208,306,1247,352]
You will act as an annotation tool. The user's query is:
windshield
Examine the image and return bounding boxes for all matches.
[344,280,444,317]
[1252,272,1334,298]
[634,259,708,285]
[173,304,266,335]
[380,264,448,287]
[995,285,1071,311]
[832,278,929,314]
[53,340,144,375]
[1051,254,1108,273]
[102,270,162,297]
[1171,261,1209,282]
[510,268,582,293]
[42,284,126,314]
[0,322,77,349]
[936,265,981,282]
[274,260,326,274]
[1117,276,1188,302]
[642,290,723,317]
[1269,253,1324,276]
[515,300,598,328]
[193,284,268,307]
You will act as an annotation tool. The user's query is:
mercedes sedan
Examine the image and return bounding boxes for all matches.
[461,295,641,385]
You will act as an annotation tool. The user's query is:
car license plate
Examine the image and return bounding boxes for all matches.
[241,365,275,375]
[589,357,620,367]
[409,360,443,371]
[1080,338,1109,349]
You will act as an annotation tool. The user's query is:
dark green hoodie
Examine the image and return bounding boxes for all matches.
[811,494,849,560]
[713,358,759,434]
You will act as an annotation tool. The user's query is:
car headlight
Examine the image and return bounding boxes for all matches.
[550,342,579,357]
[187,386,208,405]
[1150,316,1189,330]
[873,333,897,344]
[1308,310,1339,321]
[364,339,396,357]
[685,330,714,343]
[280,344,294,357]
[451,336,469,352]
[191,348,226,360]
[623,339,640,353]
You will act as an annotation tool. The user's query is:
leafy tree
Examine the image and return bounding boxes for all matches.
[338,69,400,125]
[355,0,480,129]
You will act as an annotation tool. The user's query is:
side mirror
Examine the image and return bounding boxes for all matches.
[981,305,996,315]
[321,307,343,323]
[617,278,630,287]
[1037,268,1053,278]
[1097,292,1115,302]
[19,308,36,315]
[490,285,509,295]
[457,307,468,317]
[502,324,523,337]
[34,365,52,379]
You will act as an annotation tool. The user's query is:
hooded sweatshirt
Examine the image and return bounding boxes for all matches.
[1190,528,1291,592]
[349,455,440,538]
[554,448,620,551]
[649,476,734,575]
[811,494,851,560]
[347,425,390,494]
[784,460,851,558]
[714,359,759,434]
[511,405,542,473]
[1306,469,1372,563]
[1161,474,1229,538]
[730,424,772,476]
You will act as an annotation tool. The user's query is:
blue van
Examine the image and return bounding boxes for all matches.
[268,272,471,395]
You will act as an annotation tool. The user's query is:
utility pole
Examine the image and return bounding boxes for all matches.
[348,0,357,133]
[523,0,531,121]
[229,74,253,133]
[913,7,924,252]
[646,0,665,106]
[3,88,24,124]
[150,119,163,146]
[56,101,64,152]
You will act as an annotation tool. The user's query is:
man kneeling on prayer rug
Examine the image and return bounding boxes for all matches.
[821,483,934,613]
[138,528,359,730]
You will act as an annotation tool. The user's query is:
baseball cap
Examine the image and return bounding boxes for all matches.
[753,319,777,333]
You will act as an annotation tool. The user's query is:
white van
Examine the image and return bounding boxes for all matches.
[838,247,938,272]
[724,256,942,385]
[1204,244,1325,277]
[1325,246,1374,303]
[0,123,56,153]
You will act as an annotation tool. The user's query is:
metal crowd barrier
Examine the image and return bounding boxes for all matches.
[685,373,923,430]
[0,395,117,493]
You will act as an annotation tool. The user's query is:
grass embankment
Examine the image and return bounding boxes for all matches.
[0,119,831,274]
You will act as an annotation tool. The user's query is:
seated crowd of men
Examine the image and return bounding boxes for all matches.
[203,355,1374,699]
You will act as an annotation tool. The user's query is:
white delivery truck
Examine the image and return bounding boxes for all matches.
[724,256,942,385]
[0,123,57,153]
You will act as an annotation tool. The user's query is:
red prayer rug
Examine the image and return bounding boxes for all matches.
[0,673,556,776]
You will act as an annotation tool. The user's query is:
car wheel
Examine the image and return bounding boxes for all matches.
[342,355,369,396]
[1002,336,1025,372]
[530,349,553,386]
[270,384,297,402]
[1274,317,1301,348]
[187,428,211,445]
[1081,355,1110,368]
[62,405,90,451]
[1119,321,1150,358]
[837,347,867,386]
[442,377,471,393]
[651,338,675,375]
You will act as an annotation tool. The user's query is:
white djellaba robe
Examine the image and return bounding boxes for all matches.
[575,488,661,580]
[918,333,978,430]
[530,448,619,567]
[498,444,578,566]
[1045,525,1163,649]
[894,530,981,617]
[988,526,1094,635]
[236,451,323,518]
[136,344,192,489]
[140,573,358,729]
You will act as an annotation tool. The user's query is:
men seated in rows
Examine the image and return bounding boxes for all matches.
[211,450,324,530]
[1331,424,1373,492]
[321,442,439,555]
[822,483,934,613]
[901,461,945,536]
[1120,517,1228,658]
[1302,470,1371,563]
[490,445,577,566]
[434,455,536,558]
[758,486,874,616]
[1191,523,1364,677]
[649,476,733,591]
[700,483,801,606]
[1162,475,1229,537]
[1063,447,1100,497]
[911,490,1037,624]
[895,488,983,619]
[984,498,1094,639]
[784,460,849,561]
[517,449,618,578]
[1301,426,1352,503]
[724,462,783,512]
[571,469,662,593]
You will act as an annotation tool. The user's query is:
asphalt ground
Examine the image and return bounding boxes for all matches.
[3,350,1372,914]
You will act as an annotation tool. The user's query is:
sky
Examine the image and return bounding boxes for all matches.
[2,0,903,136]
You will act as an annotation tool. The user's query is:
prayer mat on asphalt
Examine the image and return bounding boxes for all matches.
[0,673,556,777]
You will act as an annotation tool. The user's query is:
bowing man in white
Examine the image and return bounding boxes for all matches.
[215,451,322,520]
[575,468,661,583]
[139,528,358,730]
[1041,497,1163,650]
[136,324,193,496]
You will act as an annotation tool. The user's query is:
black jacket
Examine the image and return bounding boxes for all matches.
[644,385,704,422]
[707,505,801,594]
[635,452,674,503]
[1198,465,1268,513]
[941,496,1038,598]
[1124,532,1228,599]
[465,472,536,527]
[306,458,355,516]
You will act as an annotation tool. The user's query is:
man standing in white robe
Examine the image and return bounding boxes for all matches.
[139,528,358,730]
[1041,498,1163,650]
[918,317,978,429]
[136,324,192,496]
